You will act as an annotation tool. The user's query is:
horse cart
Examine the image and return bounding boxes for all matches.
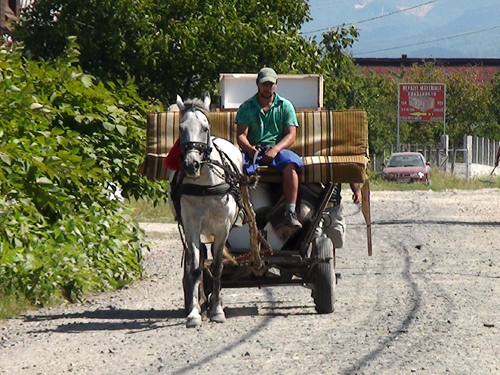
[140,93,372,325]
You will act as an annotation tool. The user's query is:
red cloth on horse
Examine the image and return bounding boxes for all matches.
[164,138,182,171]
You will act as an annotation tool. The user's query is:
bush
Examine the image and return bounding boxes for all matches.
[0,39,164,307]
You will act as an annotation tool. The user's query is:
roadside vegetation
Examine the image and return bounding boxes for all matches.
[369,167,499,191]
[128,197,174,223]
[0,40,164,318]
[128,167,500,226]
[15,0,500,154]
[2,0,500,318]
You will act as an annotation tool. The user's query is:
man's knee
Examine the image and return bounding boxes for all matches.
[282,164,299,184]
[283,163,298,173]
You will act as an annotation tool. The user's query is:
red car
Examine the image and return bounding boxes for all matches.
[382,152,431,184]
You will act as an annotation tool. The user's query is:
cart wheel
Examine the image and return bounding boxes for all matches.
[313,235,336,314]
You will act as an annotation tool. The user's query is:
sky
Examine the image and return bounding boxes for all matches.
[300,0,500,58]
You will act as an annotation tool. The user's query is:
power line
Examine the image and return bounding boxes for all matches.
[301,0,439,35]
[354,24,500,56]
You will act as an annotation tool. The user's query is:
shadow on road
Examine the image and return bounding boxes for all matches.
[23,307,186,333]
[373,219,500,226]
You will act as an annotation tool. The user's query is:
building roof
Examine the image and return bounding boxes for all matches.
[354,56,500,82]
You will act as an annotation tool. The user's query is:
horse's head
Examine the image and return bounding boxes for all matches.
[177,92,212,178]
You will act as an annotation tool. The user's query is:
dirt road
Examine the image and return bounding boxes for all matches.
[1,189,500,375]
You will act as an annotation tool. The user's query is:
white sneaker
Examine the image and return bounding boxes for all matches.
[284,211,302,229]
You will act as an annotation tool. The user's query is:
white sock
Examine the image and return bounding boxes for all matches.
[286,202,296,214]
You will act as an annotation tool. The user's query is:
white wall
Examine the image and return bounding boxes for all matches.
[452,163,498,179]
[219,73,323,110]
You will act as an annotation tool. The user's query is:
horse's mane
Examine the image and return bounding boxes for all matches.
[181,98,209,117]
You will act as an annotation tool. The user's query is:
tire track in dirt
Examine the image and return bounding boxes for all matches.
[338,207,489,373]
[2,190,500,375]
[332,191,454,372]
[337,233,424,374]
[170,290,277,375]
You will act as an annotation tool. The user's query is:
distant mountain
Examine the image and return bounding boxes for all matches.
[399,3,500,58]
[305,0,500,58]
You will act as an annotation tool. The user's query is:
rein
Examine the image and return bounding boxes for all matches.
[177,139,242,200]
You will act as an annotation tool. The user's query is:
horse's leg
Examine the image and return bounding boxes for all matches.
[208,234,226,323]
[183,233,203,328]
[198,243,209,313]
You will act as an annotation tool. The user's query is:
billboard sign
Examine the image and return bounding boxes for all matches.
[398,83,446,122]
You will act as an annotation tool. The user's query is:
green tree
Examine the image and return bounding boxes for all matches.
[0,40,158,305]
[400,63,498,146]
[354,71,398,155]
[16,0,324,102]
[489,71,500,137]
[317,25,360,110]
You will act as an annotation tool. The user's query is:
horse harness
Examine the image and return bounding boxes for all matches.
[170,137,244,221]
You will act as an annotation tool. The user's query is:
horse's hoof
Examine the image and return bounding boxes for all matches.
[186,316,202,328]
[186,310,202,328]
[209,312,226,323]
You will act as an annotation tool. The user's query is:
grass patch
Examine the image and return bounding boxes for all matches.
[368,167,500,191]
[130,168,500,222]
[127,198,176,223]
[0,293,37,319]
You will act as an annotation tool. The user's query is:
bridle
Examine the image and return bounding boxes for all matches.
[175,108,241,197]
[179,130,212,164]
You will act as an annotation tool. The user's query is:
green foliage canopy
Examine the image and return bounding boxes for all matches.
[16,0,325,102]
[489,71,500,130]
[398,64,498,147]
[15,1,499,159]
[0,40,159,305]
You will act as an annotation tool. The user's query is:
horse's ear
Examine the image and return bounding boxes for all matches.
[203,91,211,110]
[176,95,185,111]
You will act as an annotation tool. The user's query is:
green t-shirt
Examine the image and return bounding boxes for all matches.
[235,93,298,146]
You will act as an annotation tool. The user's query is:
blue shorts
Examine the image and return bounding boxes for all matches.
[243,148,303,175]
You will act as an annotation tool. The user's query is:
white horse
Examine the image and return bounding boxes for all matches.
[173,92,243,328]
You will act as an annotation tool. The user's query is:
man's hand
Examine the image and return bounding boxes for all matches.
[350,183,361,204]
[261,146,279,165]
[248,146,260,161]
